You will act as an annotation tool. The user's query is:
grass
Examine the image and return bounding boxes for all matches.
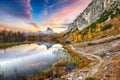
[97,11,112,23]
[35,60,68,79]
[97,5,120,23]
[101,24,112,31]
[35,56,82,79]
[0,42,32,49]
[89,23,97,30]
[80,22,97,36]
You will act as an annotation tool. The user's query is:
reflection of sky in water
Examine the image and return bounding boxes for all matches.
[0,43,67,76]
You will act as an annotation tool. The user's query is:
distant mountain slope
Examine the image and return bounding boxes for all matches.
[25,27,55,37]
[36,27,55,36]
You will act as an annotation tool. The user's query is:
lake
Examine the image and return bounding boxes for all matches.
[0,43,72,79]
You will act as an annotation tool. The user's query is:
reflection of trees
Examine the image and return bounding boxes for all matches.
[3,49,6,54]
[14,68,26,80]
[0,65,4,80]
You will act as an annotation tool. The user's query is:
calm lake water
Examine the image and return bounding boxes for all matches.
[0,43,71,79]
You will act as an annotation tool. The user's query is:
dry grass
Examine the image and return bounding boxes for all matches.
[95,60,120,80]
[108,45,120,52]
[74,35,120,48]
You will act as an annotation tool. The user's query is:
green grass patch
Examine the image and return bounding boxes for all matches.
[101,24,112,31]
[0,42,32,49]
[89,23,97,30]
[97,11,112,23]
[97,5,120,23]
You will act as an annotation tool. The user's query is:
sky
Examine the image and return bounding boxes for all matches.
[0,0,91,33]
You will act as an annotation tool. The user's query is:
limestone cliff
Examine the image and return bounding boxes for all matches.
[67,0,120,32]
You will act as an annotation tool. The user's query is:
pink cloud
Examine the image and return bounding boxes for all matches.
[44,0,92,28]
[0,0,32,20]
[0,22,38,32]
[29,22,41,29]
[24,0,32,20]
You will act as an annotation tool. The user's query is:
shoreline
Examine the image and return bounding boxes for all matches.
[0,42,32,49]
[63,45,92,68]
[27,44,92,80]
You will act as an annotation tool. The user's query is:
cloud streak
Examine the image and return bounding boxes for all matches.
[29,22,41,29]
[44,0,91,28]
[0,0,32,20]
[0,0,92,33]
[0,21,38,32]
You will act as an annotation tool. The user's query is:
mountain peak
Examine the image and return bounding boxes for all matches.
[46,27,53,31]
[35,27,55,36]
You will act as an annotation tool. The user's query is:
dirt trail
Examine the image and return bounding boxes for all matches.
[64,45,104,80]
[63,35,120,80]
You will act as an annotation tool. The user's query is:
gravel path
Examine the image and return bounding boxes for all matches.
[62,35,120,80]
[63,45,104,80]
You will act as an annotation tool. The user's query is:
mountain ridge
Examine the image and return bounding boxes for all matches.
[37,27,55,36]
[67,0,120,32]
[25,27,55,36]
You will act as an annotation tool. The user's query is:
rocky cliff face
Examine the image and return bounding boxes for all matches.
[67,0,120,32]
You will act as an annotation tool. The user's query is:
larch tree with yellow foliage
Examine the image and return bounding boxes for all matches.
[88,28,92,40]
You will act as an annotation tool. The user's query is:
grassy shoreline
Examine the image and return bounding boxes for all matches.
[0,42,32,49]
[27,45,92,80]
[63,45,91,68]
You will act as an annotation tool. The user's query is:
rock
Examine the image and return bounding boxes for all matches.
[67,0,120,32]
[78,76,83,80]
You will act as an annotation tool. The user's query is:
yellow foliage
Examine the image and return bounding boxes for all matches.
[77,35,82,41]
[88,28,92,40]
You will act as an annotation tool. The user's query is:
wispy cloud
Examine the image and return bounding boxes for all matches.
[0,0,92,32]
[48,0,73,8]
[29,22,41,29]
[44,0,91,28]
[0,21,38,32]
[40,0,71,20]
[0,0,32,20]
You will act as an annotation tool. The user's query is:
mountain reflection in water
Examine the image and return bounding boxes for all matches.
[0,43,71,79]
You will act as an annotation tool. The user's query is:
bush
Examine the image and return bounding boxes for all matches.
[88,42,93,46]
[65,40,71,44]
[89,23,97,29]
[111,14,116,19]
[81,30,88,35]
[101,24,112,31]
[97,11,112,23]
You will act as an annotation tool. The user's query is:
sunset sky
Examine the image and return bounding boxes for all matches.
[0,0,91,33]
